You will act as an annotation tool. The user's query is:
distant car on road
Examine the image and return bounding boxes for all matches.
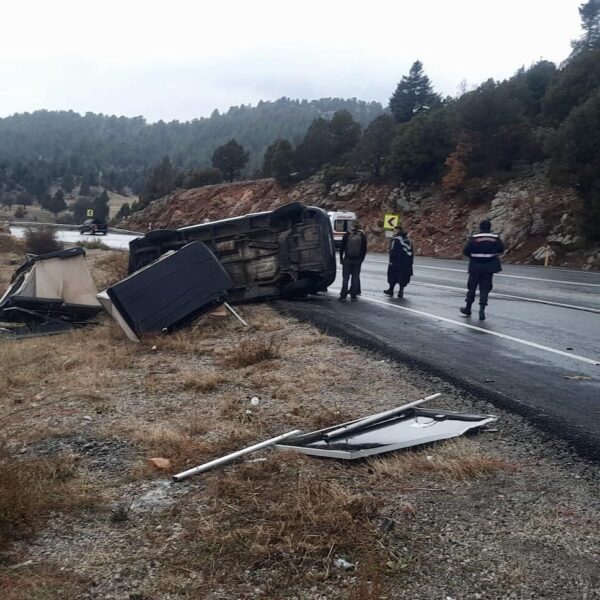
[127,202,337,302]
[79,218,108,235]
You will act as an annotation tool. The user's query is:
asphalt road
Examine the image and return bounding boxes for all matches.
[9,226,139,250]
[282,254,600,458]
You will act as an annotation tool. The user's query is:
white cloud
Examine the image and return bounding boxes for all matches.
[0,0,584,120]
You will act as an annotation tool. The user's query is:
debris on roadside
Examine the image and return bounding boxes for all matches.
[172,394,497,482]
[98,241,232,341]
[147,457,172,471]
[333,557,355,571]
[172,429,302,482]
[564,374,593,381]
[0,247,102,338]
[276,394,496,460]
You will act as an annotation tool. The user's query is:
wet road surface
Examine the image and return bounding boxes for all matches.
[10,226,138,250]
[282,254,600,458]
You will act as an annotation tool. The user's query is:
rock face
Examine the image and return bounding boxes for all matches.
[124,164,599,270]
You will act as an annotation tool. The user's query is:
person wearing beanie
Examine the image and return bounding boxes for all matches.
[460,219,504,320]
[384,225,413,298]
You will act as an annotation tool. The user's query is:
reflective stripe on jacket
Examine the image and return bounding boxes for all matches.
[463,233,504,274]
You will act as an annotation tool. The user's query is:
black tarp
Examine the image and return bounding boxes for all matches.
[100,241,232,339]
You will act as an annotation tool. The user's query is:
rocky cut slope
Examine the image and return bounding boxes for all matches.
[124,163,600,270]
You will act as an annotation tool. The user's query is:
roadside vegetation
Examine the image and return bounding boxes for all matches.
[23,227,61,255]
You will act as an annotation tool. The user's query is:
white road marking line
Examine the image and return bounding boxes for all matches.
[329,290,599,366]
[335,266,600,312]
[410,281,600,314]
[362,259,600,287]
[414,264,600,287]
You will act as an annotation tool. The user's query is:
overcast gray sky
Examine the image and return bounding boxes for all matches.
[0,0,584,122]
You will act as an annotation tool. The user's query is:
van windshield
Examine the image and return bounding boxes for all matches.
[333,219,350,232]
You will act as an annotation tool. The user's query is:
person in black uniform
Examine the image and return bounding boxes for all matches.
[339,220,367,301]
[384,225,413,298]
[461,219,504,321]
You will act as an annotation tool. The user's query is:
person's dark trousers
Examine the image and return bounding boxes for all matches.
[387,264,396,289]
[340,259,362,299]
[466,273,494,306]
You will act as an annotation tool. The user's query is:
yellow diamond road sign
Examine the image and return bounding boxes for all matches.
[86,209,94,217]
[384,214,400,230]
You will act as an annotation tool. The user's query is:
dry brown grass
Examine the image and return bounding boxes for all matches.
[128,419,257,476]
[88,250,129,290]
[369,438,518,481]
[0,324,136,402]
[0,234,24,255]
[181,370,225,392]
[173,453,392,595]
[0,444,98,552]
[218,336,280,368]
[0,567,87,600]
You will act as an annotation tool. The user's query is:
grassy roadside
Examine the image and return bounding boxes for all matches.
[0,247,599,599]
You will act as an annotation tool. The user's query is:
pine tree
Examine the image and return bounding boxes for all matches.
[139,157,179,206]
[573,0,600,53]
[329,110,361,157]
[389,61,441,123]
[294,118,335,174]
[550,91,600,241]
[92,189,110,221]
[352,114,396,179]
[263,139,294,185]
[211,140,249,182]
[182,167,223,188]
[115,202,131,221]
[47,188,67,216]
[388,110,454,184]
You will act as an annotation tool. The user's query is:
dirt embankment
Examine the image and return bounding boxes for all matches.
[125,163,600,270]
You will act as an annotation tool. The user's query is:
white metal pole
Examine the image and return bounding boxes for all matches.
[224,302,250,327]
[172,429,302,482]
[323,393,441,440]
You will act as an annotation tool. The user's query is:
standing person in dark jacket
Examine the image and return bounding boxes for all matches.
[384,225,413,298]
[339,220,367,301]
[461,219,504,320]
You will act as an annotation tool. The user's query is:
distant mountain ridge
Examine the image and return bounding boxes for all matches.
[0,97,384,178]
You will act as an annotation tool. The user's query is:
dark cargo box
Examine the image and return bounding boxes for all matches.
[102,241,232,339]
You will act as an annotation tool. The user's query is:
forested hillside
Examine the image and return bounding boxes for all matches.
[0,97,382,196]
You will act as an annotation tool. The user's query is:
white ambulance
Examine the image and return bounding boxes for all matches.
[327,210,357,248]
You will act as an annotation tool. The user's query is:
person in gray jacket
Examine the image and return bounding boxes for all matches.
[460,219,504,320]
[339,220,367,301]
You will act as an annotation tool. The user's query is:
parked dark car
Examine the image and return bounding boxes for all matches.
[127,203,337,302]
[79,218,108,235]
